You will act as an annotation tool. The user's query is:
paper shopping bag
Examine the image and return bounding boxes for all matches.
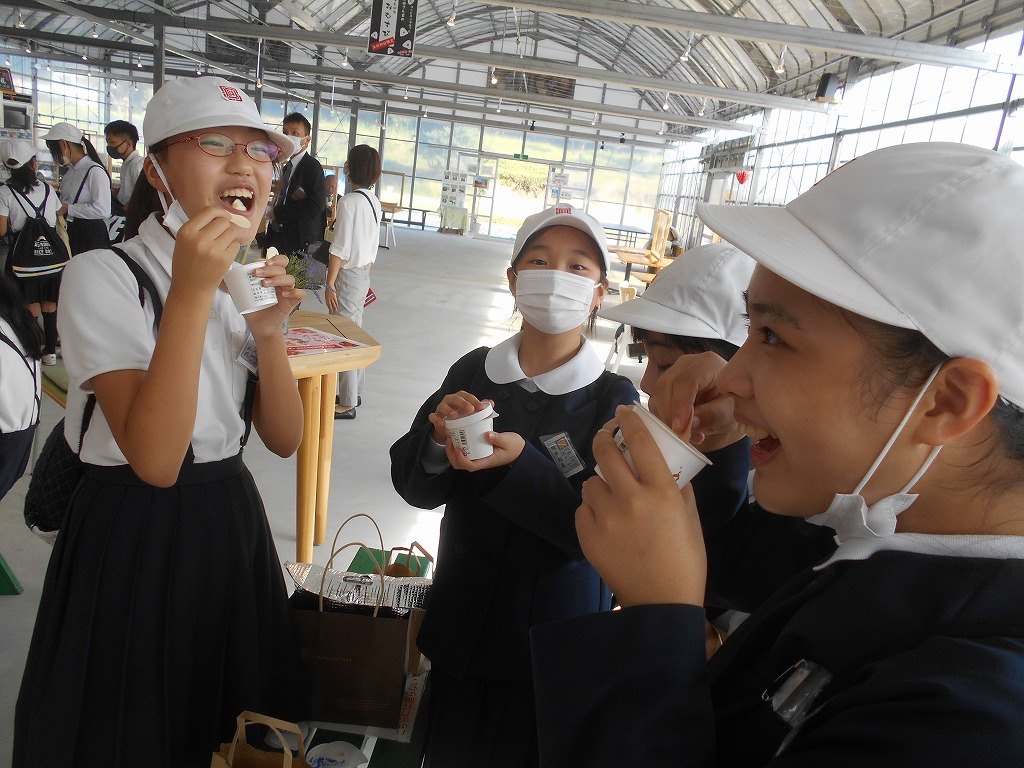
[210,711,305,768]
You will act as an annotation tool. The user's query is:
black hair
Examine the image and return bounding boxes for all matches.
[841,311,1024,467]
[0,273,42,359]
[283,112,312,135]
[46,134,111,182]
[346,144,382,188]
[6,161,39,196]
[631,326,739,361]
[104,119,139,145]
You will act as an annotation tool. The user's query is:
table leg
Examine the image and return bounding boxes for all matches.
[296,376,321,563]
[314,373,335,546]
[623,263,633,281]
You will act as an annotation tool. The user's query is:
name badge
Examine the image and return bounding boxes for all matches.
[237,332,258,374]
[541,432,585,477]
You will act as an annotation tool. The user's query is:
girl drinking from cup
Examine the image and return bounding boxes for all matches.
[15,77,305,768]
[390,206,638,767]
[532,142,1024,766]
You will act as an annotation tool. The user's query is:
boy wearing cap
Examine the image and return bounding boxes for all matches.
[15,78,305,768]
[0,139,65,364]
[40,121,111,255]
[391,206,638,767]
[532,143,1024,767]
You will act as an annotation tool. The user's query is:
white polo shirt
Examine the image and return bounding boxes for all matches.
[329,188,381,269]
[117,150,145,206]
[59,214,252,465]
[0,182,59,233]
[0,318,40,433]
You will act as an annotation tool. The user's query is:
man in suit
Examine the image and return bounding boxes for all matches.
[264,112,327,255]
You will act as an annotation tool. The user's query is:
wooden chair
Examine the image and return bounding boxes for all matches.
[610,209,674,283]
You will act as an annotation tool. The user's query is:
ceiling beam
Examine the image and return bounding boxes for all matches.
[31,0,828,113]
[481,0,1024,73]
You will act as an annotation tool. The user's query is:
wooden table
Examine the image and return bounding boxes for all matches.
[288,310,381,562]
[380,202,402,249]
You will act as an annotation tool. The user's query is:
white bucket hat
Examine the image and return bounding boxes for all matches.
[598,243,754,347]
[513,205,612,273]
[1,139,36,169]
[39,122,85,143]
[697,141,1024,408]
[142,76,296,158]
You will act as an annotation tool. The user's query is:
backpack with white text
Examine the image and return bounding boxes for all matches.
[7,184,70,279]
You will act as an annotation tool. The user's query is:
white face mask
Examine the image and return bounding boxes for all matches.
[514,269,598,335]
[150,156,187,236]
[807,364,944,544]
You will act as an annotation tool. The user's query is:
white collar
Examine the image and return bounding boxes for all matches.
[816,531,1024,570]
[125,149,140,161]
[288,149,307,166]
[484,332,605,395]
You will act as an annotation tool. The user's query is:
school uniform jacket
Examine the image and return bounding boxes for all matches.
[271,150,327,254]
[532,545,1024,767]
[390,337,638,681]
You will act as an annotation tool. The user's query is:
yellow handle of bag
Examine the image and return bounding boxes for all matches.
[224,710,305,767]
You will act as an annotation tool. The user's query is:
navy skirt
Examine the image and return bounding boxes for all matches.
[13,453,305,768]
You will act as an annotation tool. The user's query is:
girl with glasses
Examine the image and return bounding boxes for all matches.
[15,77,306,768]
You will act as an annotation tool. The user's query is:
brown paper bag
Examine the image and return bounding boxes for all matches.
[210,711,305,768]
[290,515,427,728]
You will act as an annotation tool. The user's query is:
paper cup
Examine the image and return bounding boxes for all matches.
[223,260,278,315]
[305,740,368,767]
[446,403,496,460]
[596,403,711,488]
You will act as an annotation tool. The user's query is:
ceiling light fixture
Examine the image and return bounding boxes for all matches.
[496,98,502,113]
[331,77,337,112]
[591,112,597,126]
[619,133,625,144]
[599,140,605,150]
[680,32,693,62]
[662,93,670,110]
[24,41,30,53]
[341,48,351,68]
[658,122,665,136]
[255,38,263,88]
[698,97,707,117]
[91,24,99,38]
[17,11,25,28]
[403,86,409,100]
[82,53,88,60]
[490,68,498,85]
[6,57,12,67]
[530,120,535,131]
[774,44,788,76]
[446,1,457,27]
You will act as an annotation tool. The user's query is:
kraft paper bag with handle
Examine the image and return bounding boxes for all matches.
[210,711,305,768]
[289,514,428,729]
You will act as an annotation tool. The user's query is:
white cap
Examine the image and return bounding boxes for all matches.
[39,122,84,143]
[697,142,1024,408]
[1,139,36,169]
[598,243,754,347]
[513,205,611,273]
[143,76,296,158]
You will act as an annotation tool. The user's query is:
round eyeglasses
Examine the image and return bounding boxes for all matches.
[165,132,282,163]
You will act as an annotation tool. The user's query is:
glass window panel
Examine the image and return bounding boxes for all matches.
[383,138,415,175]
[595,143,631,169]
[412,178,442,211]
[482,126,523,155]
[566,138,595,164]
[588,201,622,225]
[452,124,481,149]
[419,118,452,145]
[389,115,418,141]
[524,133,565,161]
[415,143,449,178]
[357,112,382,136]
[937,67,977,113]
[591,168,628,203]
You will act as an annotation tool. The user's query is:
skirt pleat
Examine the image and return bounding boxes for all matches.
[14,457,303,768]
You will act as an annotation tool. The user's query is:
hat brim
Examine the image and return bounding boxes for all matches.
[696,202,914,329]
[599,296,720,339]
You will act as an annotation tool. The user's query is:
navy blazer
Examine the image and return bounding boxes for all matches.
[390,345,638,680]
[270,152,327,254]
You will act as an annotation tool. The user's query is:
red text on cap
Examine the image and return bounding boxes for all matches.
[555,207,572,214]
[219,85,244,102]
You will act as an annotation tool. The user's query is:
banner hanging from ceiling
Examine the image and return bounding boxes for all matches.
[368,0,417,57]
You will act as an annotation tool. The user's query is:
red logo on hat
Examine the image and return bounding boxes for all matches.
[219,86,244,102]
[555,207,572,214]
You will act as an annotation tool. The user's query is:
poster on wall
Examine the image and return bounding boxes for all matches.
[368,0,418,57]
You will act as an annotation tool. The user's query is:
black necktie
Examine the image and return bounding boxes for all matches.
[279,161,294,200]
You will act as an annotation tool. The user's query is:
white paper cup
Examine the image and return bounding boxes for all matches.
[596,403,711,487]
[446,403,496,460]
[223,260,278,315]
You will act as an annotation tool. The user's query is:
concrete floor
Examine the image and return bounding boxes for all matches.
[0,226,645,766]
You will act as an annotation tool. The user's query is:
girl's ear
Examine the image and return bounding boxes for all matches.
[591,278,608,313]
[142,156,168,194]
[916,358,1000,445]
[507,266,517,296]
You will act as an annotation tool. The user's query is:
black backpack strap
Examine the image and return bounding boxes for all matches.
[354,190,379,224]
[72,164,102,204]
[109,245,163,331]
[0,327,40,429]
[240,372,257,448]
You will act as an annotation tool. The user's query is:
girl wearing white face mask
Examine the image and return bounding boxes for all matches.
[40,122,112,255]
[390,206,638,768]
[533,144,1024,767]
